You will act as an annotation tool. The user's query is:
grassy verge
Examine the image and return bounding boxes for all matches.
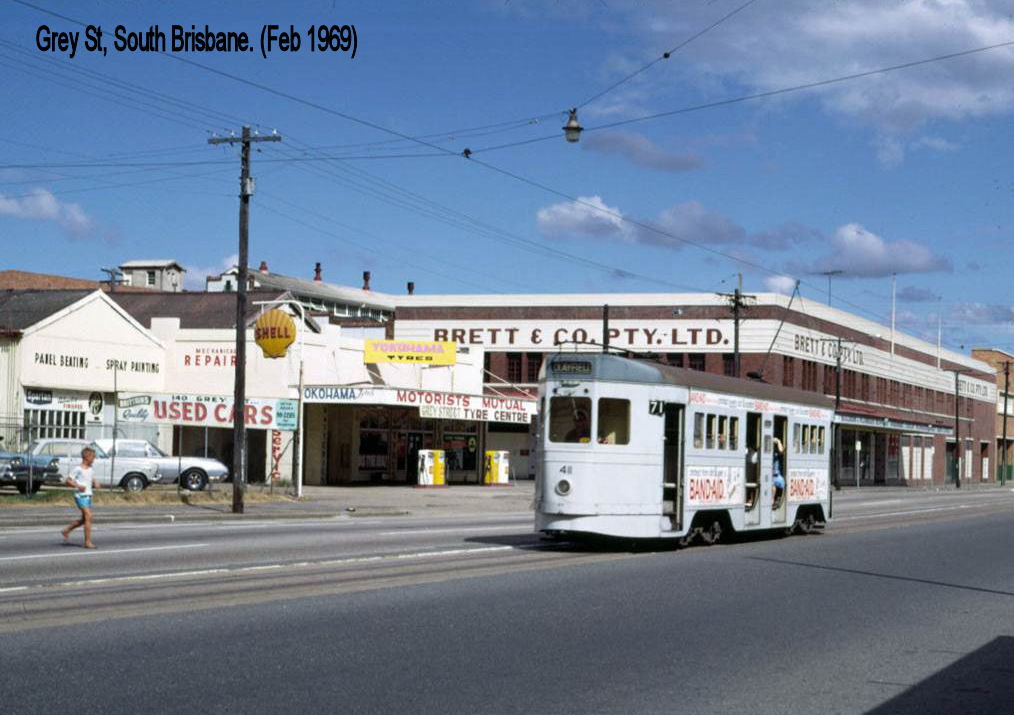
[0,485,295,507]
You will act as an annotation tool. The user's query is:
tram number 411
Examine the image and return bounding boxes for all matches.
[648,400,664,416]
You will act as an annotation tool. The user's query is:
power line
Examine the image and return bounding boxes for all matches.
[577,0,762,109]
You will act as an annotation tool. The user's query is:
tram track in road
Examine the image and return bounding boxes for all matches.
[0,539,631,635]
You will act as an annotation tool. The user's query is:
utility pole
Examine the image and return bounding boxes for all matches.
[209,126,281,513]
[1002,361,1010,487]
[718,274,754,378]
[948,369,965,490]
[820,269,843,307]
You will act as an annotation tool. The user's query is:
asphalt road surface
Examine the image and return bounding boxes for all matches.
[3,488,1014,714]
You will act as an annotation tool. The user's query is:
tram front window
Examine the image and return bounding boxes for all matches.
[549,397,592,443]
[597,398,630,445]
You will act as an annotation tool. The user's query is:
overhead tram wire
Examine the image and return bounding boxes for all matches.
[262,138,707,293]
[576,0,762,110]
[17,1,1008,318]
[468,38,1014,156]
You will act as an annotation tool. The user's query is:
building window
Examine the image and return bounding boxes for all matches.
[224,280,233,292]
[506,353,522,383]
[782,356,795,387]
[861,374,871,402]
[670,354,684,368]
[823,365,834,396]
[688,353,705,372]
[483,352,491,380]
[146,270,156,286]
[723,353,736,377]
[526,353,542,383]
[801,360,818,391]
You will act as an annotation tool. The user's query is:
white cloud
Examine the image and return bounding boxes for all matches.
[764,275,797,295]
[0,188,97,238]
[596,1,1014,148]
[798,222,951,277]
[535,195,633,241]
[183,254,238,290]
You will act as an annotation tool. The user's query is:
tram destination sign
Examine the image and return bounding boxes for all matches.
[551,360,593,375]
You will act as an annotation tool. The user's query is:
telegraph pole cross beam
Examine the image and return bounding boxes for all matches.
[208,126,281,514]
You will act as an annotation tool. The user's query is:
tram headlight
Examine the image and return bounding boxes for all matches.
[555,479,571,496]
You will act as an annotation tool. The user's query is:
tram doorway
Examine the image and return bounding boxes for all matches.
[744,412,762,526]
[772,415,788,523]
[662,403,684,529]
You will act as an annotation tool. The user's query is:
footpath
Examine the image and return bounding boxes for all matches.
[0,482,535,528]
[1,481,1007,529]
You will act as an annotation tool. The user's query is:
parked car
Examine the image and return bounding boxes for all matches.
[29,438,160,493]
[0,436,61,494]
[92,439,228,491]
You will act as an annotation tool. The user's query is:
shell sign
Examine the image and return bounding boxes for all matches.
[254,309,296,358]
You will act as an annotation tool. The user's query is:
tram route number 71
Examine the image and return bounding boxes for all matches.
[648,400,664,416]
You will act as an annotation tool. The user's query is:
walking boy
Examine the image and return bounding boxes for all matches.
[62,446,99,548]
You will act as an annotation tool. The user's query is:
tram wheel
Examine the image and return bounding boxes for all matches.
[700,520,722,546]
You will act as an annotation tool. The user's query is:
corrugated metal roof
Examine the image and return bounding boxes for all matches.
[119,259,183,269]
[0,290,94,331]
[253,272,395,311]
[109,290,289,329]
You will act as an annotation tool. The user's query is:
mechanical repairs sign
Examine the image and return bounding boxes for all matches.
[117,392,297,431]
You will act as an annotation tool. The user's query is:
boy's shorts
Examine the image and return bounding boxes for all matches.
[773,475,786,490]
[74,494,92,510]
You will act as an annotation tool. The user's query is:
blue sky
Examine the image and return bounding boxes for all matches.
[2,1,1013,352]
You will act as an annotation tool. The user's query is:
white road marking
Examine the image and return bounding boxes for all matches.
[1,545,514,593]
[835,505,972,521]
[0,543,209,562]
[379,526,528,536]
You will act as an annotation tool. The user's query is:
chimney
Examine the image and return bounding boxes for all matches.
[407,281,415,295]
[362,271,371,291]
[258,260,269,274]
[313,262,322,282]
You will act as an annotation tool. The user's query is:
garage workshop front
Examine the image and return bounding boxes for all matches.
[301,385,535,485]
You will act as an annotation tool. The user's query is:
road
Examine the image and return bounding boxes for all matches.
[3,487,1014,714]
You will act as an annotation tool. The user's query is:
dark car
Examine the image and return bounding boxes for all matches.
[0,437,60,494]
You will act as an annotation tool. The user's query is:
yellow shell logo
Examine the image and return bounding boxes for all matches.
[254,309,296,359]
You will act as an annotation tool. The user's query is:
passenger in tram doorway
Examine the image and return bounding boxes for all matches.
[565,409,591,443]
[772,437,785,507]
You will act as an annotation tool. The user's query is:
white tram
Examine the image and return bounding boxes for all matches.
[535,353,834,542]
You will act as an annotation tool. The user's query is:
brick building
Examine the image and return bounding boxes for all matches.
[971,348,1014,482]
[393,292,997,486]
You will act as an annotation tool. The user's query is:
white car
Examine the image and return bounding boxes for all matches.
[30,439,160,493]
[93,439,228,491]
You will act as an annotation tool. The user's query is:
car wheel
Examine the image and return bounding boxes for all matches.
[121,473,147,493]
[181,469,208,491]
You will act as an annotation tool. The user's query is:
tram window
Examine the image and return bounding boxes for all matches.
[802,425,810,454]
[729,417,739,451]
[706,414,716,449]
[597,398,630,445]
[818,427,826,454]
[549,397,592,443]
[793,424,801,453]
[693,413,704,449]
[809,426,818,454]
[718,416,728,450]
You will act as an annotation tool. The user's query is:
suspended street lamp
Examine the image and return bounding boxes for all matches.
[563,109,583,143]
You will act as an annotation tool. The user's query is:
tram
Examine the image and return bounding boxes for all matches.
[535,353,834,542]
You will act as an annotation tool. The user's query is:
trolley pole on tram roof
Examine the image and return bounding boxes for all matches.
[209,126,282,514]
